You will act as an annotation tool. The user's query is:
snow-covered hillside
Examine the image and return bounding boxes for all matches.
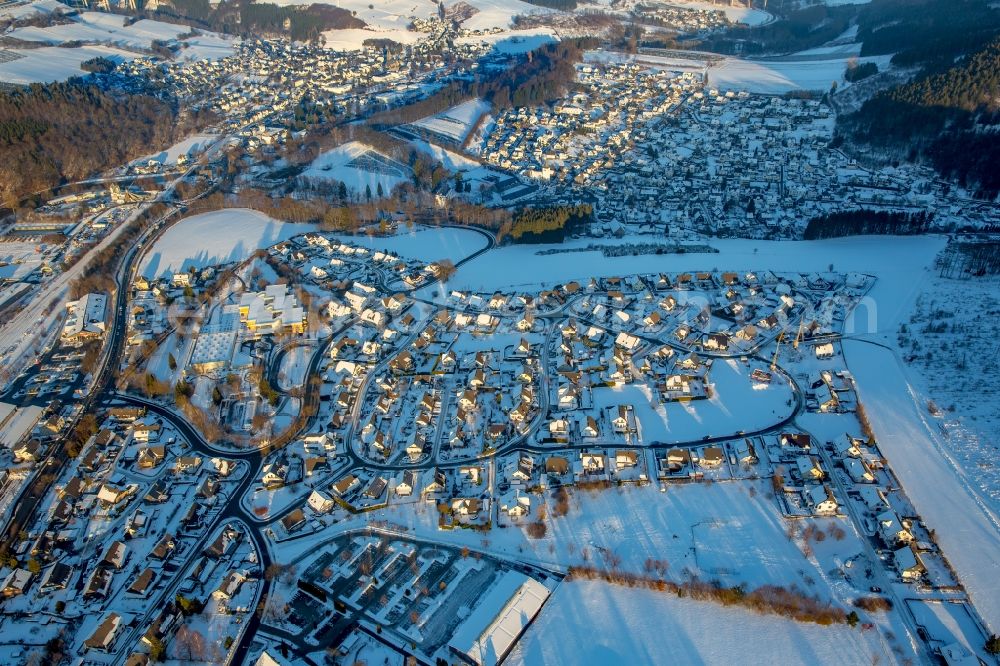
[301,141,412,199]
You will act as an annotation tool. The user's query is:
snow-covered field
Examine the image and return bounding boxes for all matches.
[893,275,1000,512]
[329,225,488,264]
[273,0,548,30]
[7,11,234,62]
[445,235,943,297]
[509,580,888,666]
[174,31,235,61]
[139,209,313,279]
[707,55,889,93]
[272,0,433,30]
[301,141,411,198]
[0,44,136,84]
[134,133,218,167]
[0,0,67,20]
[412,98,491,143]
[283,480,853,595]
[11,12,189,48]
[459,0,554,31]
[320,27,425,51]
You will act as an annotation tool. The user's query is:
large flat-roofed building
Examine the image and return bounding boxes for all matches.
[188,308,239,374]
[448,570,550,666]
[62,292,108,341]
[238,284,305,338]
[0,403,44,449]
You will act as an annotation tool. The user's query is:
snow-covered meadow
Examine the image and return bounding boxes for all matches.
[139,209,313,279]
[509,580,889,666]
[328,225,489,264]
[442,235,942,298]
[707,54,891,94]
[0,44,136,84]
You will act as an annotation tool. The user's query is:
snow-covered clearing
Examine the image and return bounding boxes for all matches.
[329,225,488,264]
[139,208,313,279]
[508,580,888,666]
[277,344,311,391]
[409,139,480,170]
[444,235,943,295]
[134,133,218,167]
[786,42,863,58]
[320,26,425,51]
[707,55,889,93]
[301,141,411,198]
[0,44,136,84]
[459,0,554,31]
